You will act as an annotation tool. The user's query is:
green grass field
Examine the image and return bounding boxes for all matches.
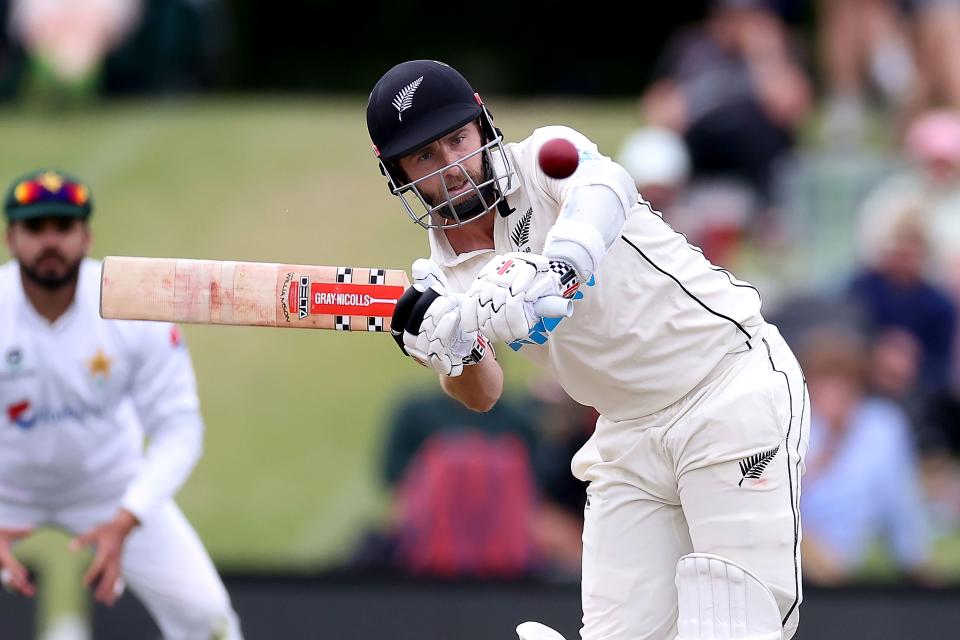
[0,96,641,570]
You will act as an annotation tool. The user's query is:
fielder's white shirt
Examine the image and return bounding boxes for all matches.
[0,258,203,522]
[429,126,765,421]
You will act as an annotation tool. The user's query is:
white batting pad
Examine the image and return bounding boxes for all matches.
[676,553,782,640]
[517,621,567,640]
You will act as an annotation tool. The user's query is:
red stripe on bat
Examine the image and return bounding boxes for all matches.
[309,283,406,317]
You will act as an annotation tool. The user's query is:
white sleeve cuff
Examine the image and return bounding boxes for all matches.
[544,217,609,280]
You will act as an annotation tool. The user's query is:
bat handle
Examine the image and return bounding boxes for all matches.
[533,296,574,319]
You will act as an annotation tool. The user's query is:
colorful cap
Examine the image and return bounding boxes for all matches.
[4,169,93,222]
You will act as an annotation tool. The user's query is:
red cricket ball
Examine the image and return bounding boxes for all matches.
[537,138,580,179]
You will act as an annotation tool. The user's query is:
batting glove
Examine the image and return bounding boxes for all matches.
[389,259,489,377]
[461,252,577,344]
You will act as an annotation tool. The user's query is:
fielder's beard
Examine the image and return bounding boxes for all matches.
[21,251,82,290]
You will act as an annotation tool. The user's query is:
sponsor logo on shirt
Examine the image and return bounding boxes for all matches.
[6,400,35,430]
[5,400,103,430]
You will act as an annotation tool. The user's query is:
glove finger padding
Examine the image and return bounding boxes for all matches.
[460,292,480,333]
[400,288,487,377]
[482,291,531,342]
[467,253,568,343]
[412,258,449,292]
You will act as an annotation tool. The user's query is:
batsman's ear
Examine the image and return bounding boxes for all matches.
[390,286,425,354]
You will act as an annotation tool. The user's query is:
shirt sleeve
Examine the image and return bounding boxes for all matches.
[121,323,204,523]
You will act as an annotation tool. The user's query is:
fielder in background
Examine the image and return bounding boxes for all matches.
[0,169,242,639]
[367,60,810,640]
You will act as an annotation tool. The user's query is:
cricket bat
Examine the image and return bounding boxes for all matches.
[99,256,410,332]
[99,256,574,332]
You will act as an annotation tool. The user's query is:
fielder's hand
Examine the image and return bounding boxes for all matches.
[390,259,488,377]
[0,526,35,597]
[70,508,137,606]
[461,252,576,343]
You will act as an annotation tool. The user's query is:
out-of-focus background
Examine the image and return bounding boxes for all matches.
[3,0,960,638]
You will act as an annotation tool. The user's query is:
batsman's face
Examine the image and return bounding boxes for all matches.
[396,122,486,209]
[6,217,90,289]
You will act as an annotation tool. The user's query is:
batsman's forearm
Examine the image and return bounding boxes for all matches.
[440,355,503,412]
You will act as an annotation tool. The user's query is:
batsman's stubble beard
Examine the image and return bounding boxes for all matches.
[21,249,83,291]
[423,163,494,221]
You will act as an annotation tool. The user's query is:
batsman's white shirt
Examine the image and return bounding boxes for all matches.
[429,125,764,423]
[0,258,202,520]
[428,126,807,640]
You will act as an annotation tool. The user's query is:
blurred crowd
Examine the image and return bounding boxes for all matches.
[353,0,960,589]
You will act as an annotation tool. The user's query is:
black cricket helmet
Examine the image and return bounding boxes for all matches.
[366,60,514,229]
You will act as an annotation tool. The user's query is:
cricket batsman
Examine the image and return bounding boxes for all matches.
[367,60,809,640]
[0,169,242,639]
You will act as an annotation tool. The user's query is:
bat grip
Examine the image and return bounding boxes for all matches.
[533,296,574,319]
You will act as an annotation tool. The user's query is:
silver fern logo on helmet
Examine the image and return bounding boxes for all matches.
[392,76,423,122]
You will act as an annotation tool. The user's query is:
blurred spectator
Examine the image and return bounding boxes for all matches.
[818,0,960,146]
[616,124,749,266]
[857,110,960,296]
[351,381,599,582]
[818,0,915,146]
[7,0,144,102]
[641,0,813,205]
[352,388,542,579]
[849,207,960,456]
[903,0,960,119]
[617,125,691,214]
[4,0,225,103]
[849,209,956,394]
[0,0,25,99]
[799,327,935,585]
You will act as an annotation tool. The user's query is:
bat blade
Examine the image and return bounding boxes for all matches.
[99,256,410,332]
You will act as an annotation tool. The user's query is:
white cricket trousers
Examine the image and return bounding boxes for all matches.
[0,497,242,640]
[573,323,809,640]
